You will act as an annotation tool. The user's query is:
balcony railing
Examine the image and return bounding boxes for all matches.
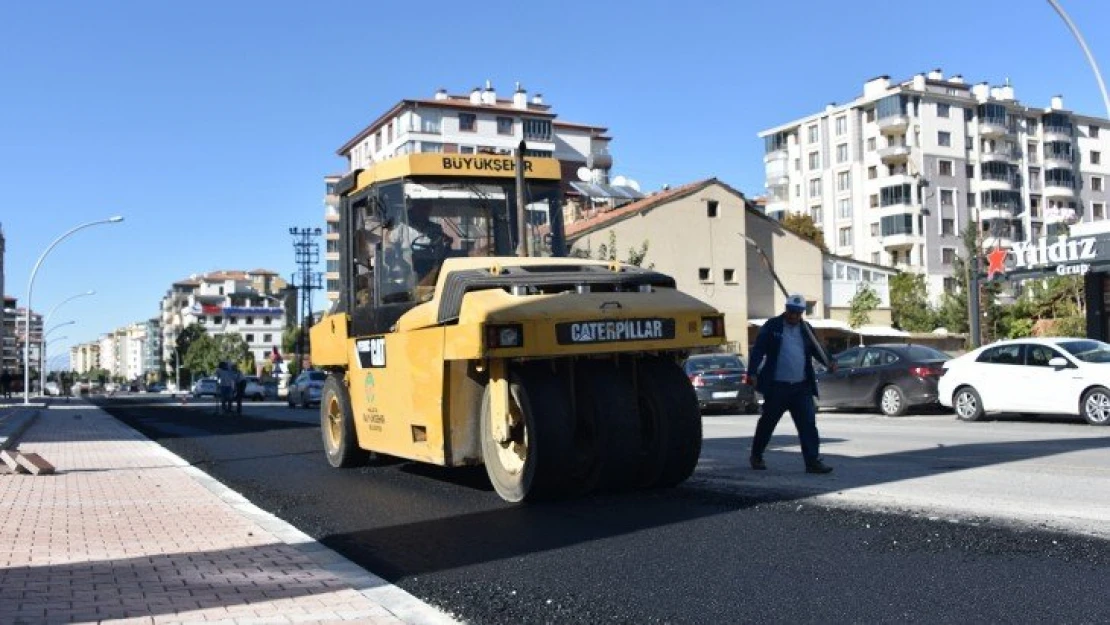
[1044,124,1073,137]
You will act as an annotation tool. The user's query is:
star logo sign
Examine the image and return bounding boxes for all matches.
[986,248,1008,280]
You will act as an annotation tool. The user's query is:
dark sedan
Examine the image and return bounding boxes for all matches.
[817,344,949,416]
[683,353,759,414]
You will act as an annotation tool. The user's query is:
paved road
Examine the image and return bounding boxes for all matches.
[93,395,1110,624]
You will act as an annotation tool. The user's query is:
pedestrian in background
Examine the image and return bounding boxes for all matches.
[0,369,11,399]
[233,364,246,415]
[216,361,236,414]
[746,293,835,474]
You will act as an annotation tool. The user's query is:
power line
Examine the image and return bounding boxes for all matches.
[289,226,323,370]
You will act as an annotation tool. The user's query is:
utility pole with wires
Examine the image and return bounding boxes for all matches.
[289,227,323,372]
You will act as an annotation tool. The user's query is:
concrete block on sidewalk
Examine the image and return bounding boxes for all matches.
[0,450,29,474]
[14,452,55,475]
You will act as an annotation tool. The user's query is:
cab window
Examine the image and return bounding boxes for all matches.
[977,344,1023,365]
[833,348,861,369]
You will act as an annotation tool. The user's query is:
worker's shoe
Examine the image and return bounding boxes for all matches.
[749,456,767,471]
[805,459,833,474]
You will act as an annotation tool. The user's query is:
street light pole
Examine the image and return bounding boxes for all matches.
[23,216,123,405]
[41,321,75,395]
[39,290,94,393]
[1047,0,1110,119]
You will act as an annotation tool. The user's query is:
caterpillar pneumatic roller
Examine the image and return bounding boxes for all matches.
[310,150,727,502]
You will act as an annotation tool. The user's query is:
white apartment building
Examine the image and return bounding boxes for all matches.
[759,69,1110,304]
[325,81,627,304]
[159,269,289,374]
[70,342,100,375]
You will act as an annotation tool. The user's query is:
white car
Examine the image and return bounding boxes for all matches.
[241,376,267,400]
[938,337,1110,426]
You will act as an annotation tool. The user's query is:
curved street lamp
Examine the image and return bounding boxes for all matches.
[1046,0,1110,119]
[40,321,76,395]
[23,216,124,404]
[40,290,95,395]
[43,290,95,329]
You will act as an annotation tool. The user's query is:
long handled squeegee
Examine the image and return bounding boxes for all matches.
[742,234,833,369]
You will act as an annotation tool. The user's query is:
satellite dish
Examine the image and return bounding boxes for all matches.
[626,179,641,192]
[576,167,593,182]
[612,175,628,187]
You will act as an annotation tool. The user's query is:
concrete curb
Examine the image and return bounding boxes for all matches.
[0,407,40,451]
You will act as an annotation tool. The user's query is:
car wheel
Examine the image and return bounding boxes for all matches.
[1081,387,1110,426]
[879,385,907,417]
[953,386,984,422]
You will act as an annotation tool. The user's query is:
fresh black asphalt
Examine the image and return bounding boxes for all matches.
[93,397,1110,624]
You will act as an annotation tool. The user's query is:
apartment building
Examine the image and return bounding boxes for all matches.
[159,269,289,374]
[69,342,100,374]
[13,307,42,374]
[759,69,1110,304]
[325,82,632,304]
[2,296,16,375]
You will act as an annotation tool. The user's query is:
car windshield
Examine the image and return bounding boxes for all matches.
[1058,340,1110,363]
[687,356,744,372]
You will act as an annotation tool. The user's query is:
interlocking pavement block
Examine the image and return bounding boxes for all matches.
[14,452,54,475]
[0,450,29,474]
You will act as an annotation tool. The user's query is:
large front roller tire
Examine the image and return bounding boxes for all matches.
[573,361,644,493]
[321,374,369,468]
[637,357,703,488]
[481,364,574,502]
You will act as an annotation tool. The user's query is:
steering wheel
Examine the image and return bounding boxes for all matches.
[411,232,449,253]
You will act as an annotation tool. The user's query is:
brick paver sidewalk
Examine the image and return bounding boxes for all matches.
[0,403,459,625]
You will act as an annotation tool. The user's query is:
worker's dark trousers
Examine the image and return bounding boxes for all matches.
[750,381,820,464]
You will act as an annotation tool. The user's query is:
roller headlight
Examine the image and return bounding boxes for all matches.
[486,324,524,348]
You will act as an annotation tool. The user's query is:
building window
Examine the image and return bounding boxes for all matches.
[836,143,849,163]
[795,184,801,198]
[808,151,820,170]
[698,268,711,282]
[836,116,847,136]
[942,218,955,236]
[838,198,852,219]
[868,166,877,179]
[838,227,852,247]
[944,277,957,292]
[496,117,513,135]
[867,137,876,151]
[939,160,954,176]
[937,103,950,118]
[869,194,879,208]
[1092,125,1100,138]
[866,108,876,123]
[1093,176,1104,192]
[523,118,551,140]
[264,317,272,325]
[837,171,851,191]
[1094,202,1106,220]
[459,113,476,132]
[213,316,223,325]
[245,316,255,325]
[794,158,801,171]
[940,189,954,206]
[810,205,823,223]
[707,200,718,218]
[870,223,879,236]
[1093,151,1102,165]
[966,164,975,178]
[375,132,382,151]
[807,124,819,143]
[938,131,952,147]
[263,333,272,343]
[942,248,956,265]
[723,269,736,283]
[809,178,821,198]
[229,317,238,325]
[872,252,881,264]
[197,315,207,324]
[386,122,393,143]
[967,192,976,208]
[245,334,255,343]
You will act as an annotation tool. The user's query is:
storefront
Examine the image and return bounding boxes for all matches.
[984,224,1110,341]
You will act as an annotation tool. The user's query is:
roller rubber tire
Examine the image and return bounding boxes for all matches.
[321,374,369,468]
[636,357,702,488]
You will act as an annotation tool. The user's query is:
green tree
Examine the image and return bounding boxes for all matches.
[848,283,881,345]
[888,272,935,332]
[780,212,827,252]
[936,224,978,335]
[574,230,652,267]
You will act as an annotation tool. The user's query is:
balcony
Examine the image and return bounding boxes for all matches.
[978,173,1017,192]
[1043,206,1079,224]
[1044,125,1073,141]
[978,204,1016,221]
[979,116,1014,138]
[764,188,790,215]
[877,144,911,164]
[764,148,789,164]
[881,232,924,250]
[876,202,922,219]
[1042,152,1074,170]
[1043,180,1076,199]
[877,114,910,134]
[980,147,1021,164]
[765,156,789,187]
[981,234,1014,249]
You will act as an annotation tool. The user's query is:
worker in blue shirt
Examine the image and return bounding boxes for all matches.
[746,293,834,474]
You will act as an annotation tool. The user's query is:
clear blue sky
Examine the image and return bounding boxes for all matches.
[2,0,1108,360]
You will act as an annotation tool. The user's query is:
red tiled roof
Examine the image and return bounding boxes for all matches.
[564,179,726,240]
